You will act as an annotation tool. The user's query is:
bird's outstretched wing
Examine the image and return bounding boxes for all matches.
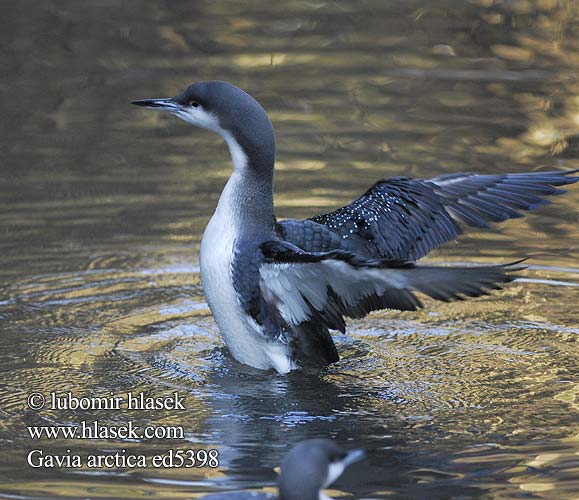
[259,240,523,336]
[277,170,578,261]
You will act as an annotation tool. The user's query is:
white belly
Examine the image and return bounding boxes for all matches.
[199,212,294,374]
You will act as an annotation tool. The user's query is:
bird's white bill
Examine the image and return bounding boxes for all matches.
[323,448,365,488]
[342,449,365,467]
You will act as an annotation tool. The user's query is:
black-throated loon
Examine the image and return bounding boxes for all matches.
[198,439,364,500]
[133,81,578,374]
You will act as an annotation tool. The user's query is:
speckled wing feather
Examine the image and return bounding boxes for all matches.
[279,170,578,261]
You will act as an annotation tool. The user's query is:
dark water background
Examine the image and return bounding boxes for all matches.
[1,0,578,498]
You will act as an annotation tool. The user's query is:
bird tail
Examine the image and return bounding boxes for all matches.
[398,259,526,303]
[291,321,340,368]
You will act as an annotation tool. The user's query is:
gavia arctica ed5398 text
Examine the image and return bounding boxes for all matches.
[133,81,578,374]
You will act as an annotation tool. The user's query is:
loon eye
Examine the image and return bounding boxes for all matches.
[190,101,200,108]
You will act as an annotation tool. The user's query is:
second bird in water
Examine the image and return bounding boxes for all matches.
[199,439,364,500]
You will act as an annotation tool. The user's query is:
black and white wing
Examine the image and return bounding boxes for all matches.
[258,240,523,365]
[277,170,578,261]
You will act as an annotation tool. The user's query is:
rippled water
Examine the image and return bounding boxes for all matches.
[1,0,578,498]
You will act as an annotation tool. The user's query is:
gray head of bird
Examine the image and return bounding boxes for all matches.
[277,439,365,500]
[132,81,276,174]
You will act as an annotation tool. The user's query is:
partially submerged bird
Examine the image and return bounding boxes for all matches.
[198,439,364,500]
[133,81,578,374]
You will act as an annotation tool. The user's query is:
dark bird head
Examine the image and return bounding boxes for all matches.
[132,81,276,173]
[278,439,365,500]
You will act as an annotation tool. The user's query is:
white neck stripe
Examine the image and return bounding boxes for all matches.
[222,132,248,171]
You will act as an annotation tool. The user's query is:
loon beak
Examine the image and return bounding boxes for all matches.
[342,449,365,467]
[131,98,181,112]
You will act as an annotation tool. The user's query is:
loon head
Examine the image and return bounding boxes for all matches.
[132,81,276,173]
[278,439,365,500]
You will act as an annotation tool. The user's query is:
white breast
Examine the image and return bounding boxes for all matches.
[199,175,294,374]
